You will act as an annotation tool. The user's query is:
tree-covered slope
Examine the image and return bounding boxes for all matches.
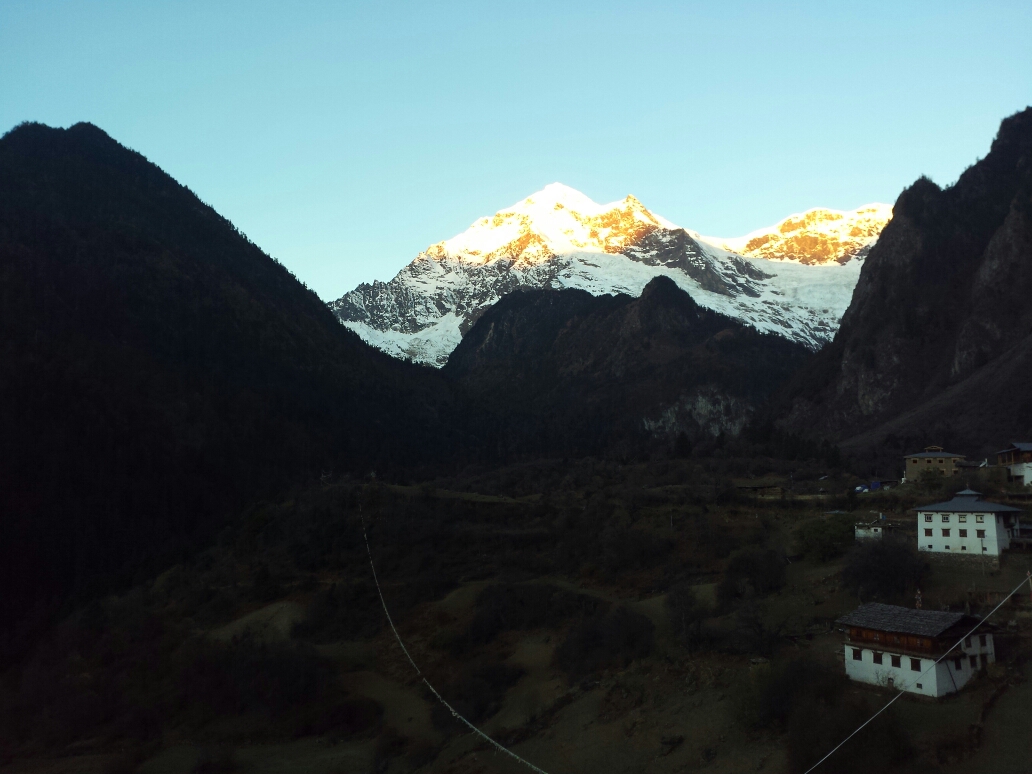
[445,276,812,458]
[0,122,455,650]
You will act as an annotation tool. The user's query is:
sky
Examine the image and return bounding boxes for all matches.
[2,1,1030,300]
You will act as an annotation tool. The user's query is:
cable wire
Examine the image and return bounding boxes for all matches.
[360,513,554,774]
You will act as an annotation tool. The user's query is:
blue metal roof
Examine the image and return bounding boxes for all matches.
[914,491,1022,514]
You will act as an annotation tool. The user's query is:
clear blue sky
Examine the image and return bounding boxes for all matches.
[2,1,1030,300]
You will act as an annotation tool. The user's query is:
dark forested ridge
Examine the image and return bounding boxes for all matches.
[775,107,1032,465]
[0,122,457,652]
[445,276,813,458]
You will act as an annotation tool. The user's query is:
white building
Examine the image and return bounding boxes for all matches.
[855,516,892,542]
[855,523,886,541]
[837,603,994,698]
[997,443,1032,486]
[915,489,1022,558]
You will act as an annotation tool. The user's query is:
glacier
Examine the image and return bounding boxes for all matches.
[329,184,891,367]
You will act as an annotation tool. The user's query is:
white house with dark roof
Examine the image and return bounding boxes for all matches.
[915,489,1022,558]
[996,442,1032,486]
[837,603,994,697]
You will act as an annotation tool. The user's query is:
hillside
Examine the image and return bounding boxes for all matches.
[444,276,813,457]
[0,122,456,652]
[776,108,1032,465]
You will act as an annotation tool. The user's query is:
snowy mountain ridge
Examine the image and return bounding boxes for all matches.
[330,184,892,367]
[713,203,893,264]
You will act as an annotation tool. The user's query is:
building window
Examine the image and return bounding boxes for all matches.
[979,634,987,647]
[959,515,967,523]
[976,529,986,538]
[852,648,862,661]
[983,547,988,552]
[928,545,933,549]
[910,658,921,671]
[945,545,951,550]
[925,514,933,522]
[959,529,968,538]
[925,529,933,537]
[873,652,883,665]
[961,546,967,551]
[964,637,971,647]
[916,683,923,689]
[970,655,979,668]
[942,529,950,537]
[891,655,901,668]
[976,515,984,523]
[954,658,962,670]
[942,515,950,523]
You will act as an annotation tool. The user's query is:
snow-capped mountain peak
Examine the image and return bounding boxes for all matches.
[428,183,677,267]
[329,185,892,366]
[714,203,893,264]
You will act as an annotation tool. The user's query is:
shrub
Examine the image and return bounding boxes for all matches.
[717,548,786,606]
[918,468,947,492]
[731,601,783,656]
[292,581,381,642]
[174,635,375,737]
[598,529,674,578]
[733,656,912,772]
[665,583,711,651]
[787,698,913,774]
[736,656,845,730]
[191,747,237,774]
[431,661,524,730]
[684,514,741,559]
[795,516,854,562]
[465,583,608,647]
[841,539,926,601]
[555,607,654,681]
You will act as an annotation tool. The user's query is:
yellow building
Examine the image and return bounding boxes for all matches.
[904,446,965,480]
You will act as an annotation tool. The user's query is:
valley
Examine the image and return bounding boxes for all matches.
[3,459,1031,774]
[1,107,1031,774]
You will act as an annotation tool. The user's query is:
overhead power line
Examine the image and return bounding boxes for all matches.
[360,512,554,774]
[804,572,1032,773]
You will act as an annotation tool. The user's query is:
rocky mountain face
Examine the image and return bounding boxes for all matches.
[776,108,1032,461]
[444,276,813,457]
[331,184,891,366]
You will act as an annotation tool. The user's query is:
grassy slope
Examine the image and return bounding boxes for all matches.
[2,458,1030,774]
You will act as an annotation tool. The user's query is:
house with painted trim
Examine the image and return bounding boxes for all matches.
[903,446,965,481]
[996,443,1032,486]
[914,489,1023,558]
[837,603,994,698]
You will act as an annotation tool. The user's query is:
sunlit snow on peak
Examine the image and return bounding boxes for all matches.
[427,183,679,267]
[330,185,894,367]
[713,203,893,265]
